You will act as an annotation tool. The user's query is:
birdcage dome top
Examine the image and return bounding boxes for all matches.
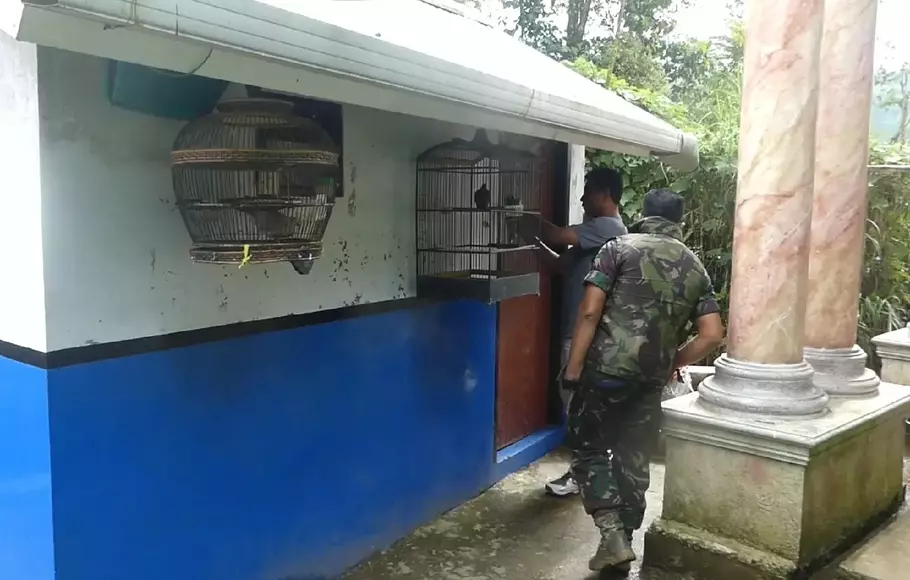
[172,98,339,169]
[418,129,536,170]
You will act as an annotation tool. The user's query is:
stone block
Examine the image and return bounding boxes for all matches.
[873,328,910,386]
[644,384,910,579]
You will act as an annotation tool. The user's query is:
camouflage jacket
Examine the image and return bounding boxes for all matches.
[582,216,719,387]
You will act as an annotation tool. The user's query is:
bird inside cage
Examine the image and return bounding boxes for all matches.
[473,183,491,210]
[245,208,299,239]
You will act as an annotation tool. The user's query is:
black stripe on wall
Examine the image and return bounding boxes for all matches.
[0,297,435,370]
[0,341,47,370]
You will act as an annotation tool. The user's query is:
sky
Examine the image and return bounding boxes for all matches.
[675,0,908,69]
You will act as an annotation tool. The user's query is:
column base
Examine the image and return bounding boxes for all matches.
[804,345,880,397]
[698,354,829,417]
[873,328,910,386]
[642,384,910,579]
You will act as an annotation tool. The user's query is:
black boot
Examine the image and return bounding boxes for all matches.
[589,512,636,572]
[609,531,634,574]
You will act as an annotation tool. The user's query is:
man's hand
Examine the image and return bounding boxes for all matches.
[560,365,583,391]
[564,363,582,382]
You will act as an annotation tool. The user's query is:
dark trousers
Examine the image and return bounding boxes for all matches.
[566,383,662,532]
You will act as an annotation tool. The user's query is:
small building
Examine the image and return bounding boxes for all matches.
[0,1,696,579]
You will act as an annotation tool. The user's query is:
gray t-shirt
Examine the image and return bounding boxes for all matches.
[561,215,627,338]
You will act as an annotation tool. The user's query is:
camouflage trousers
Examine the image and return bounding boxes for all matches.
[566,383,662,532]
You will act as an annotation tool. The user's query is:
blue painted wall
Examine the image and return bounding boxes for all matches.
[45,300,496,580]
[0,357,54,580]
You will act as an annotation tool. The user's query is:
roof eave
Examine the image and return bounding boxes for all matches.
[10,0,699,170]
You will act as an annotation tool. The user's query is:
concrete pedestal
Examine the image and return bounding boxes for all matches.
[873,328,910,386]
[643,384,910,579]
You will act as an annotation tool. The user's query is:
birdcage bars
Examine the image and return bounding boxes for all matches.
[416,130,542,303]
[171,98,340,271]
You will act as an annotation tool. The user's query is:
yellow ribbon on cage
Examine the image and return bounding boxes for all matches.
[239,244,251,269]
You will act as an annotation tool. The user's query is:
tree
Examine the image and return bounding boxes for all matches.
[661,39,713,100]
[619,0,680,45]
[596,33,669,93]
[876,63,910,144]
[566,0,596,54]
[503,0,693,94]
[502,0,564,58]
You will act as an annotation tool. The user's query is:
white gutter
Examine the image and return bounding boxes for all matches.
[6,0,698,170]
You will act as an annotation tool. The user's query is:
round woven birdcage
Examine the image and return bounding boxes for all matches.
[171,98,340,267]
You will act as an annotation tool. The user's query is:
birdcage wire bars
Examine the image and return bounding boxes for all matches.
[171,98,340,268]
[416,130,542,303]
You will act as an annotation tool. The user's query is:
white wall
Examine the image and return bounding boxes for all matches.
[37,48,487,351]
[568,144,586,226]
[0,33,46,352]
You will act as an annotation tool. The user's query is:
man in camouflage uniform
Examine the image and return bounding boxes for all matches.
[561,189,725,573]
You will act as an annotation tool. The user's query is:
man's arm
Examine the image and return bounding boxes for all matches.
[674,278,725,368]
[564,284,607,381]
[540,220,579,248]
[519,216,579,249]
[563,240,620,381]
[674,313,725,368]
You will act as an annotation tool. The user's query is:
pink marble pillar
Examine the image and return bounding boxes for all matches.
[726,0,822,365]
[803,0,880,395]
[698,0,828,415]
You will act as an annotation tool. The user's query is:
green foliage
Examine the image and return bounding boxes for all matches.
[508,0,910,367]
[575,24,907,366]
[503,0,566,58]
[619,0,681,44]
[861,142,910,364]
[568,24,743,340]
[593,34,670,93]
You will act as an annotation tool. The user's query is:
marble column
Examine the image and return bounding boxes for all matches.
[646,5,910,577]
[697,0,829,416]
[802,0,880,396]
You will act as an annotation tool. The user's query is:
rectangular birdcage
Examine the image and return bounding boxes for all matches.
[416,130,542,303]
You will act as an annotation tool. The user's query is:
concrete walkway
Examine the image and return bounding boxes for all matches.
[835,506,910,580]
[821,451,910,580]
[344,449,679,580]
[345,447,910,580]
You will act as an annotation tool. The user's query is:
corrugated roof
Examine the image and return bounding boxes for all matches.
[7,0,698,168]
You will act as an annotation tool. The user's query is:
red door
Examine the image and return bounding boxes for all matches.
[494,145,554,449]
